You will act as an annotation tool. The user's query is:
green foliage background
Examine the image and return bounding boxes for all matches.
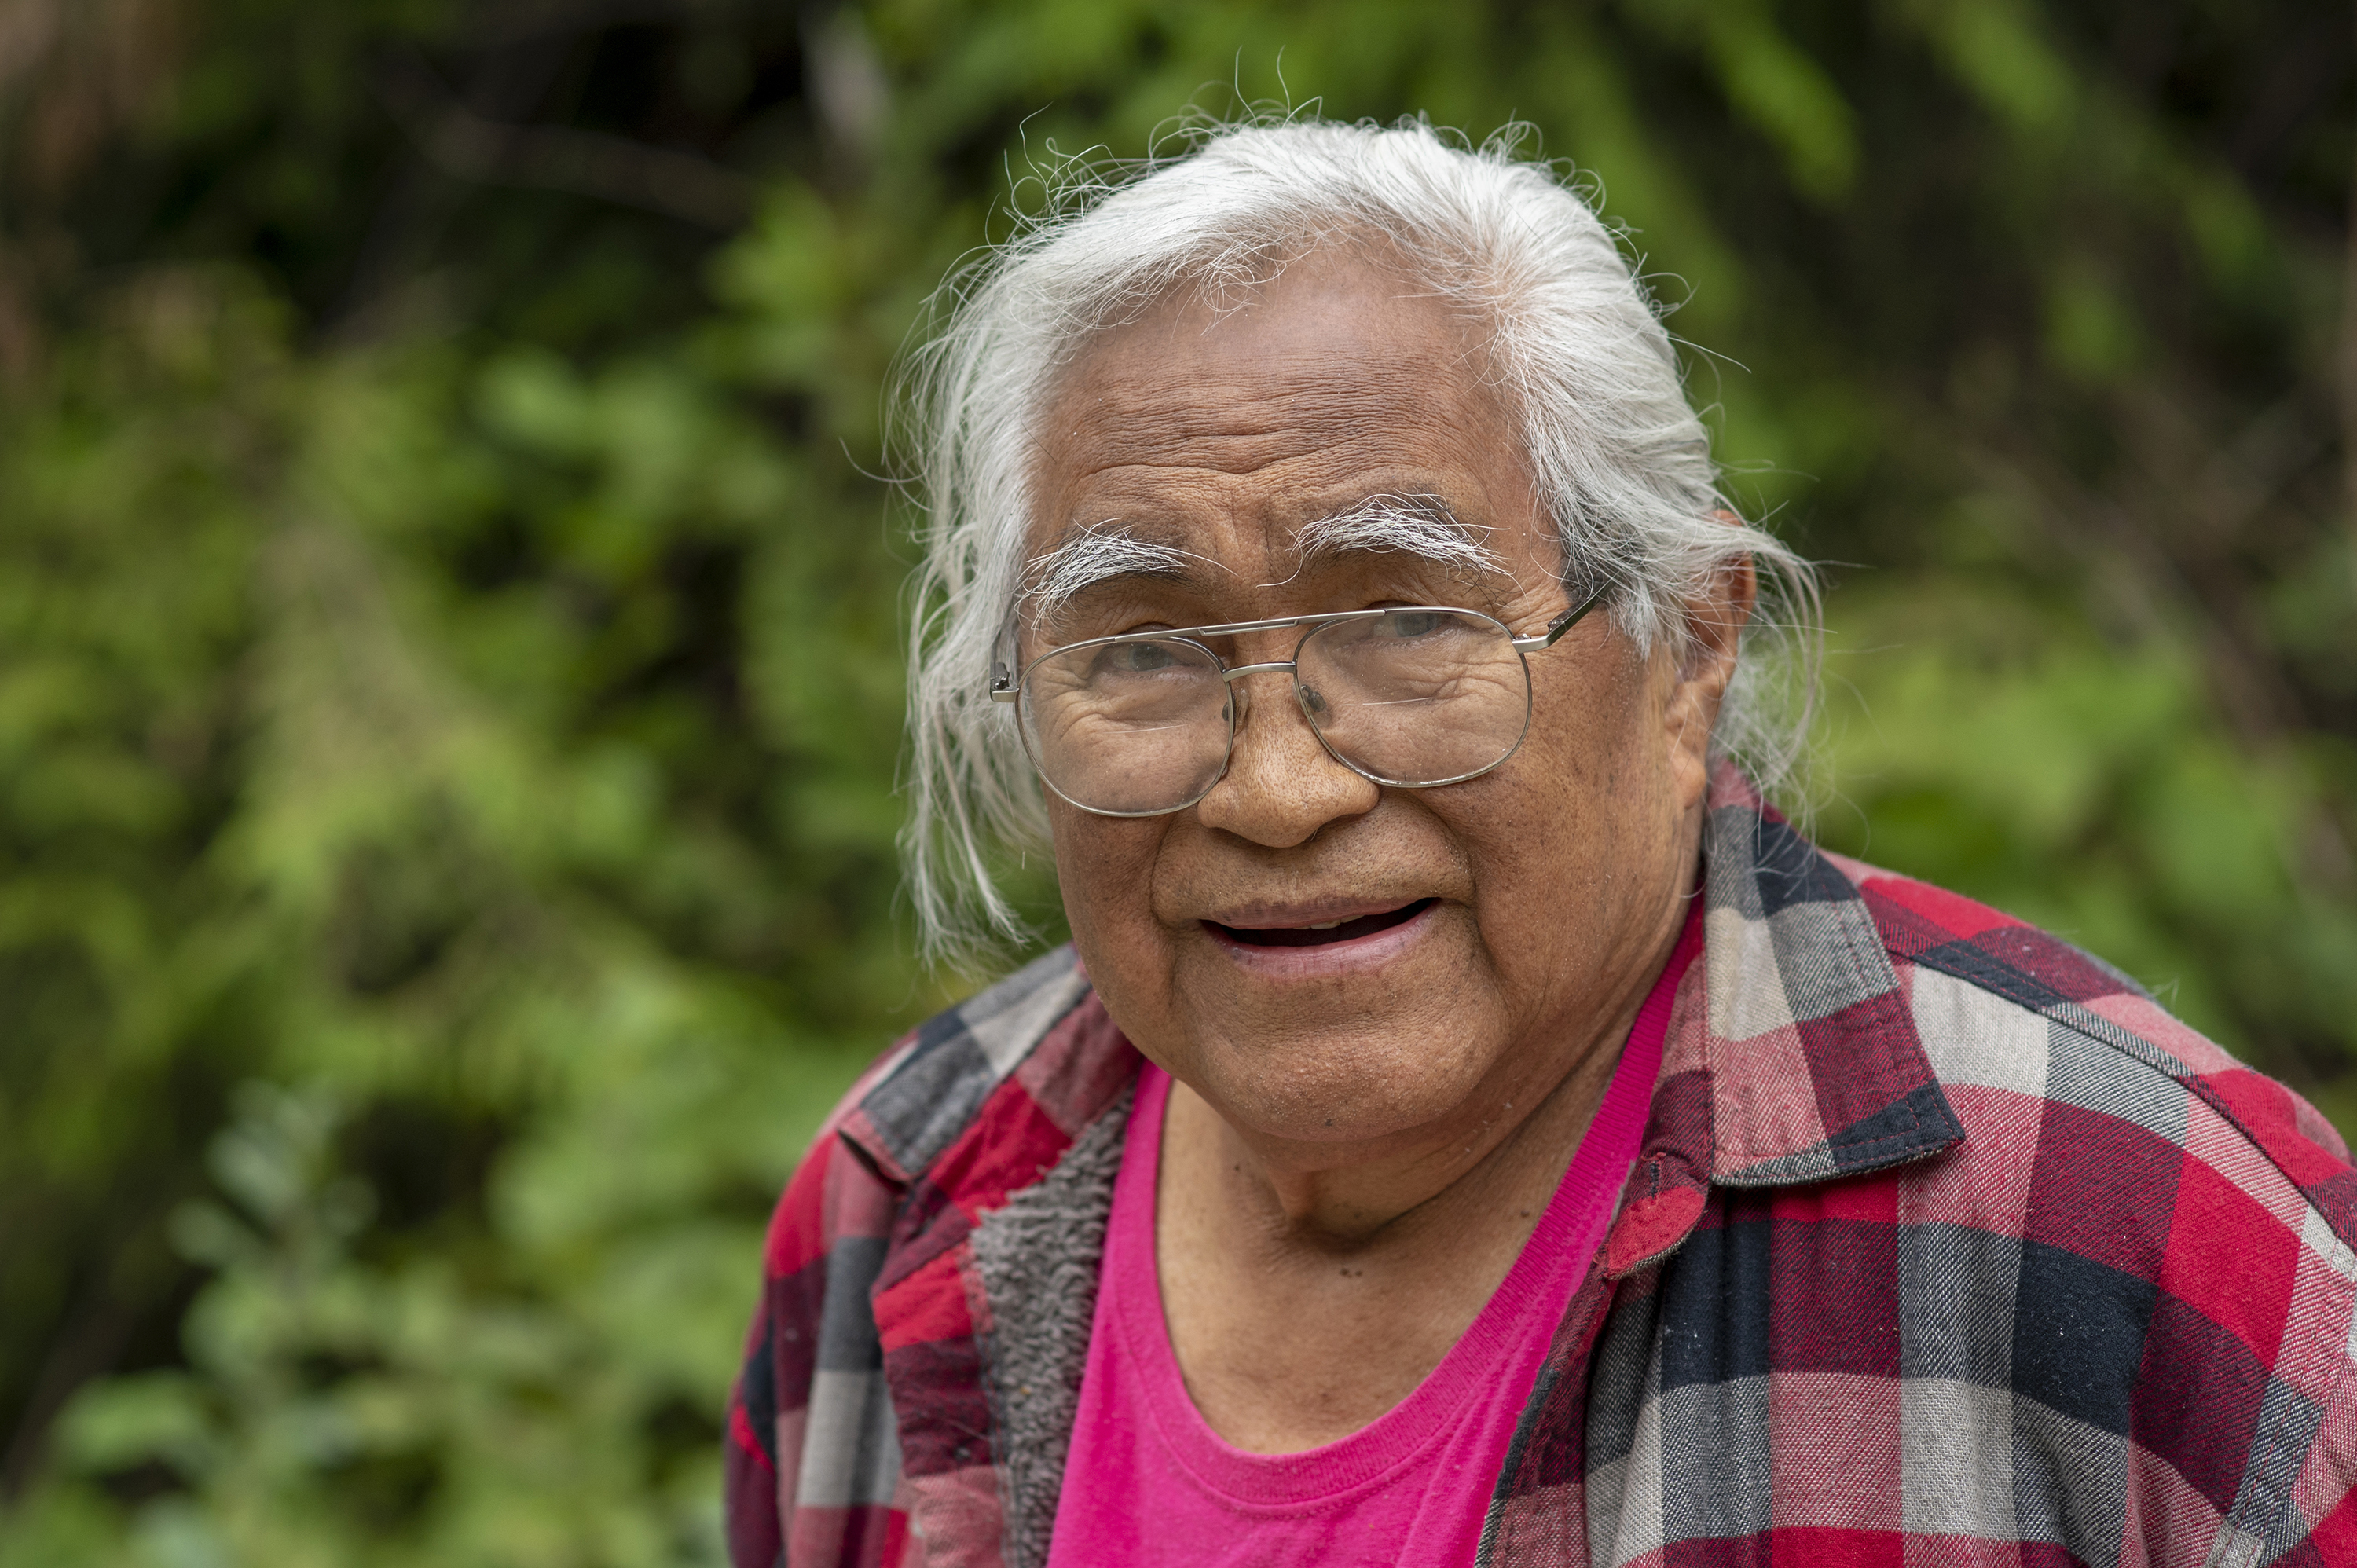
[0,0,2350,1561]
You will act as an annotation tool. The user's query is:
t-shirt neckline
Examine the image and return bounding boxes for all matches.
[1104,918,1696,1510]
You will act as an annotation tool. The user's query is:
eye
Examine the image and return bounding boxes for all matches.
[1093,639,1185,676]
[1370,610,1449,640]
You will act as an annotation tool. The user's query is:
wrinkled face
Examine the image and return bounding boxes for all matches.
[1024,249,1724,1151]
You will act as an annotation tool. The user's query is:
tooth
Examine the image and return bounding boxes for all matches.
[1307,919,1343,930]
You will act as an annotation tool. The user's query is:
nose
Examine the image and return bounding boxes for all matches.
[1193,667,1379,848]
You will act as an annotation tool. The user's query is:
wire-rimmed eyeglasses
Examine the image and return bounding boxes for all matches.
[988,588,1608,817]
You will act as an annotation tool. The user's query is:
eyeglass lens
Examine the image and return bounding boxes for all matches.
[1020,610,1531,816]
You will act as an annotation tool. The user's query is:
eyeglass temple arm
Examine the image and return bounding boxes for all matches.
[1509,586,1610,653]
[989,623,1019,703]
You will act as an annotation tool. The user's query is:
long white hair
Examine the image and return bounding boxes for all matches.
[896,116,1819,963]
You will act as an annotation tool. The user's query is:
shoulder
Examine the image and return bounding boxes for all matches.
[1828,851,2355,1219]
[1825,856,2357,1535]
[832,944,1104,1184]
[761,943,1122,1268]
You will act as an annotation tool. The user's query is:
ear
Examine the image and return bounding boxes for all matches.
[1661,515,1758,785]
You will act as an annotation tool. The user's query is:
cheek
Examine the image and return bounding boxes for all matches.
[1471,661,1678,910]
[1050,814,1171,954]
[1522,658,1654,805]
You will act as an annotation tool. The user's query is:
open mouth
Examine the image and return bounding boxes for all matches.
[1210,899,1436,948]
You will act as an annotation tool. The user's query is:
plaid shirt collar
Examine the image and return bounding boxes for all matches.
[1602,764,1967,1275]
[839,764,1970,1261]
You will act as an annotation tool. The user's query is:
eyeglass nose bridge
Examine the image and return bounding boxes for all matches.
[1220,660,1298,683]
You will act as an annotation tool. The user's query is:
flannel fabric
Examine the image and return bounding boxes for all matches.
[726,767,2357,1567]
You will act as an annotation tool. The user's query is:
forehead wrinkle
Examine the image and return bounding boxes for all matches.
[1046,349,1483,482]
[1058,390,1457,476]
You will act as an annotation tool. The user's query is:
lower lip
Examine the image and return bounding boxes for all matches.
[1201,901,1441,976]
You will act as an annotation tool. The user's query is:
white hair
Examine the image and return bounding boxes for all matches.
[896,116,1820,963]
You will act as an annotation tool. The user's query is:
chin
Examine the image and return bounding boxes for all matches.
[1179,1011,1501,1147]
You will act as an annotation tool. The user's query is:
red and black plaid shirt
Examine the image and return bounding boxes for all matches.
[726,767,2357,1566]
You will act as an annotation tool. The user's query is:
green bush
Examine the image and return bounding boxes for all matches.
[0,0,2348,1559]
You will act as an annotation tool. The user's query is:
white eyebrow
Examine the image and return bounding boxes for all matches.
[1018,495,1505,620]
[1019,524,1221,620]
[1275,494,1507,583]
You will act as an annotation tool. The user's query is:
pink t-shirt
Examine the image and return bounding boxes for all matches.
[1043,921,1696,1568]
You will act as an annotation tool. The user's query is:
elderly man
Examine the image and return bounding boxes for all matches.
[724,121,2357,1567]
